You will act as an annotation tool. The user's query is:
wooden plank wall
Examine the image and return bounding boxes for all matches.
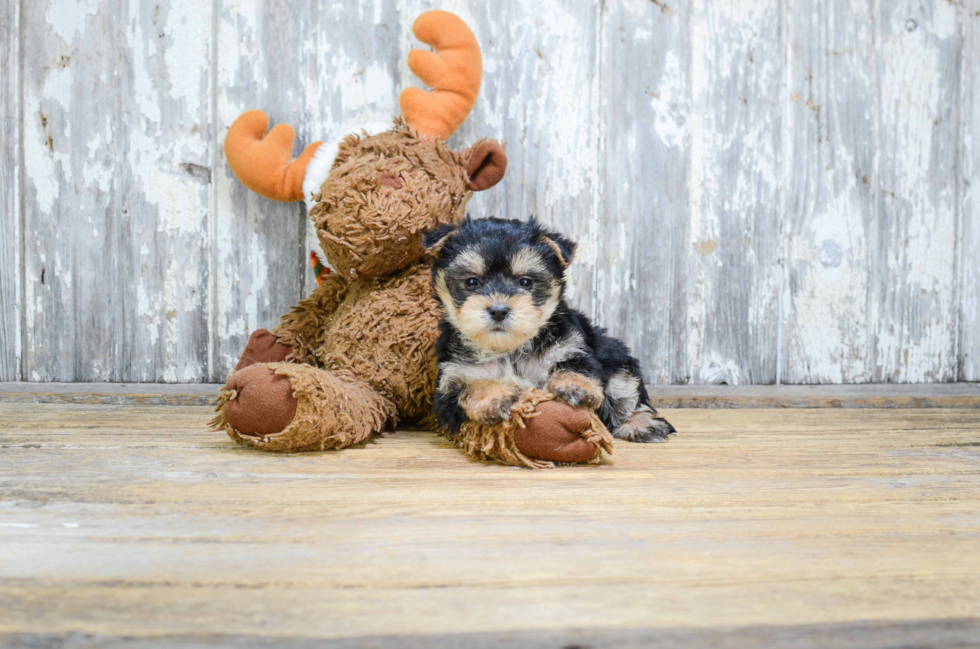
[18,0,212,382]
[0,0,19,381]
[962,3,980,381]
[2,0,977,384]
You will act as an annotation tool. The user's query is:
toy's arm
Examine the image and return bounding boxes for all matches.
[271,272,348,365]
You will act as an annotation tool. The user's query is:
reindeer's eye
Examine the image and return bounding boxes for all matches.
[465,277,481,289]
[518,277,533,289]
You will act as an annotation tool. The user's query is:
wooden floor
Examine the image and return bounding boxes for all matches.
[1,398,979,647]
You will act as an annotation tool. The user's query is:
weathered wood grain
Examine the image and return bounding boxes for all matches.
[0,382,219,405]
[961,4,980,381]
[596,0,690,384]
[212,0,315,379]
[427,0,601,316]
[20,0,212,382]
[873,0,960,383]
[1,402,979,641]
[782,0,875,383]
[4,0,980,385]
[6,619,980,649]
[0,0,20,381]
[682,0,785,384]
[211,0,404,379]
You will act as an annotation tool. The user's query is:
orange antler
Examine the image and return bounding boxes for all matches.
[223,110,322,202]
[399,10,482,141]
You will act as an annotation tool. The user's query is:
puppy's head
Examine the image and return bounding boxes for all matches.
[425,217,576,353]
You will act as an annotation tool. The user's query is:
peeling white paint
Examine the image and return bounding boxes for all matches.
[651,51,688,149]
[874,0,958,382]
[961,13,980,381]
[9,0,976,384]
[536,1,596,205]
[163,5,210,118]
[46,0,100,44]
[24,108,60,215]
[25,63,75,214]
[780,0,878,384]
[83,130,113,193]
[145,167,207,235]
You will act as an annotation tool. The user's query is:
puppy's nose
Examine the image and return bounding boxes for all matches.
[487,305,510,322]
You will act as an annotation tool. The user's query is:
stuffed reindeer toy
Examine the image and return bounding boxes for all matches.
[212,10,613,468]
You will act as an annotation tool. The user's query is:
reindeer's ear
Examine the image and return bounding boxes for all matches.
[465,140,507,191]
[423,223,459,259]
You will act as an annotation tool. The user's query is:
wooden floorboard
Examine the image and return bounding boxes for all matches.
[0,402,978,646]
[3,619,980,648]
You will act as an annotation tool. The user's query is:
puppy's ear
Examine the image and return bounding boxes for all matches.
[540,232,576,267]
[423,223,459,259]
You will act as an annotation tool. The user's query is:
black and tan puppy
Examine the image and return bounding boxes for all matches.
[424,216,675,443]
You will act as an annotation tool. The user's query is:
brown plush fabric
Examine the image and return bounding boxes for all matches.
[515,400,608,464]
[465,140,508,191]
[453,389,613,469]
[271,272,349,366]
[213,11,530,462]
[213,362,397,452]
[308,124,473,282]
[271,261,441,419]
[219,364,298,437]
[214,120,501,454]
[234,329,292,371]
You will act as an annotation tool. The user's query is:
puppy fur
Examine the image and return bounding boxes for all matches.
[425,216,675,443]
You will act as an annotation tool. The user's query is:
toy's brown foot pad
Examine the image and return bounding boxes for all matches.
[213,362,397,452]
[453,388,612,468]
[234,329,292,371]
[221,364,297,437]
[514,400,600,464]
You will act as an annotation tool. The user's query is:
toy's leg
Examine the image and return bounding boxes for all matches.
[453,388,613,469]
[211,363,396,452]
[234,329,293,370]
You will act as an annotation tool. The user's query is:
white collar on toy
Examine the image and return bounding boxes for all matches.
[302,120,393,214]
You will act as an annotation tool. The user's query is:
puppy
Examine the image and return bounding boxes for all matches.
[425,216,675,443]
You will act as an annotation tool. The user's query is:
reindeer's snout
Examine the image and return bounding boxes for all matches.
[380,172,403,189]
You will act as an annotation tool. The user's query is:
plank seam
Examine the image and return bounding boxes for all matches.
[954,3,966,381]
[16,0,25,382]
[776,0,791,386]
[869,0,881,382]
[590,0,604,326]
[207,0,219,383]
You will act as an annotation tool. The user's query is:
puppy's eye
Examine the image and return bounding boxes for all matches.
[517,277,533,289]
[465,277,481,289]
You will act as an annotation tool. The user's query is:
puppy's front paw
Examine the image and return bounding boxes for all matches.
[547,372,604,410]
[461,381,521,425]
[614,406,676,443]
